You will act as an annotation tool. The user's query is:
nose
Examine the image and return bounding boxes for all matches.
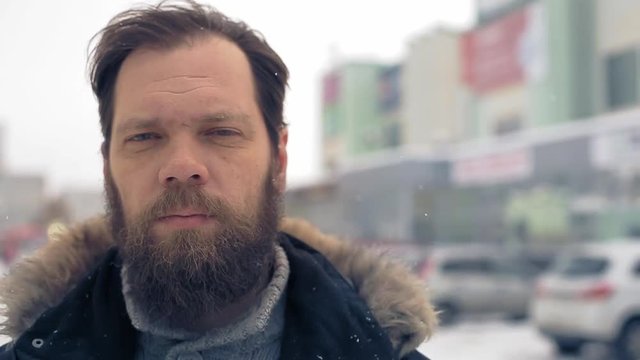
[158,144,209,187]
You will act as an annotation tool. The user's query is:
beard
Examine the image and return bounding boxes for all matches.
[104,165,282,330]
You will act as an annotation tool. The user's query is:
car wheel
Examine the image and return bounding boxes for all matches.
[506,312,528,322]
[436,302,458,326]
[615,319,640,360]
[553,338,582,355]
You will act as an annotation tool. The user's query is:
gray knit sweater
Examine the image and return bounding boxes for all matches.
[121,245,290,360]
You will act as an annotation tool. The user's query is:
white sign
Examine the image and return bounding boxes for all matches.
[592,127,640,169]
[453,148,533,186]
[519,2,547,83]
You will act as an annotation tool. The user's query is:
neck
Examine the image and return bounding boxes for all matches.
[177,265,274,332]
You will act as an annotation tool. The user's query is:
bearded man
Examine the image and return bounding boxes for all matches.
[0,1,436,359]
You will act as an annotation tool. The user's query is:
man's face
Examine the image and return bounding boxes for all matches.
[108,35,287,235]
[104,35,288,326]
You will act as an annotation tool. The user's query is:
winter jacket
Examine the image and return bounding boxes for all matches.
[0,217,437,359]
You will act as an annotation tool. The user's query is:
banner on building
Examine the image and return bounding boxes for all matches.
[461,2,547,93]
[452,148,533,186]
[322,71,341,106]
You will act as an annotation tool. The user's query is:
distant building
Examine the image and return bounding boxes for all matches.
[286,149,449,246]
[0,174,46,233]
[59,189,104,224]
[285,178,343,237]
[476,0,536,25]
[378,65,403,149]
[321,62,398,172]
[295,0,640,251]
[461,0,597,138]
[0,124,4,174]
[402,30,466,148]
[595,0,640,112]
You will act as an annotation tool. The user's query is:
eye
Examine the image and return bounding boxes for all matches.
[206,128,241,137]
[126,133,161,142]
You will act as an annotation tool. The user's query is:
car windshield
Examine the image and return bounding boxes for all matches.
[554,256,609,277]
[441,258,495,274]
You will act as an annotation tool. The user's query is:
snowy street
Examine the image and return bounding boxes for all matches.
[418,319,613,360]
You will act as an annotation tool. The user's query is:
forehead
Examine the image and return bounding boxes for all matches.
[113,35,257,119]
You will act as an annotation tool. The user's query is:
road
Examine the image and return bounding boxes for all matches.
[418,319,614,360]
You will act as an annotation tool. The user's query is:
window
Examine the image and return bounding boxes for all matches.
[633,260,640,276]
[555,256,609,277]
[441,258,497,274]
[606,49,638,110]
[494,115,522,136]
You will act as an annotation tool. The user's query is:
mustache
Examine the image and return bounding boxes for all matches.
[137,185,233,226]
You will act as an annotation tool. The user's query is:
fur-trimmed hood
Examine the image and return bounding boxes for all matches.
[0,217,437,356]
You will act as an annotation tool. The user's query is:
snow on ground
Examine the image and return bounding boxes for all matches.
[418,319,614,360]
[419,319,554,360]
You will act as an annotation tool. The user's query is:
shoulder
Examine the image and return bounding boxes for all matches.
[0,217,113,339]
[0,342,15,359]
[403,350,431,360]
[278,222,437,358]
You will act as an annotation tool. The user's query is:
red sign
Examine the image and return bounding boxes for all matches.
[461,7,528,93]
[322,71,341,106]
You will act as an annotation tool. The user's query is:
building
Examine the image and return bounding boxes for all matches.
[59,189,104,224]
[289,0,640,253]
[0,174,46,233]
[322,62,400,172]
[596,0,640,112]
[378,65,403,149]
[461,0,597,138]
[0,124,5,175]
[476,0,536,25]
[402,30,466,148]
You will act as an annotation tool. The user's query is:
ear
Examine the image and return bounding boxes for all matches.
[101,142,109,180]
[101,141,108,159]
[275,128,288,193]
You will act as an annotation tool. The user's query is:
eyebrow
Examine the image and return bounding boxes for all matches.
[198,112,252,127]
[114,112,253,135]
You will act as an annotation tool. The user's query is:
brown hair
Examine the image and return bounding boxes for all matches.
[89,0,289,154]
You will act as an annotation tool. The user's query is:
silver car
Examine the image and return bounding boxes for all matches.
[418,245,546,325]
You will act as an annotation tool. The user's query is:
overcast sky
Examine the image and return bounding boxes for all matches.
[0,0,475,194]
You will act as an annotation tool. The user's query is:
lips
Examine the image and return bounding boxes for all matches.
[158,208,210,219]
[158,213,208,220]
[156,209,215,229]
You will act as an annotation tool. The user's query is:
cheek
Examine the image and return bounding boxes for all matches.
[227,162,269,209]
[111,166,153,220]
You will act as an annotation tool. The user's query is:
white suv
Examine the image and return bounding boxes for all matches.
[531,240,640,359]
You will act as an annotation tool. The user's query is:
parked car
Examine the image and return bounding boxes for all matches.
[418,245,546,325]
[531,240,640,360]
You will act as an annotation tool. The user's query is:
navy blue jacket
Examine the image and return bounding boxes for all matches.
[0,235,429,359]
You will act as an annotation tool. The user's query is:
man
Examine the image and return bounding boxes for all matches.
[0,1,436,359]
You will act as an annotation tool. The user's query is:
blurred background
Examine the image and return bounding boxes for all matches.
[2,0,640,359]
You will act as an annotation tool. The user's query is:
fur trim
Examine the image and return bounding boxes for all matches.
[280,218,437,357]
[0,217,436,356]
[0,217,113,339]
